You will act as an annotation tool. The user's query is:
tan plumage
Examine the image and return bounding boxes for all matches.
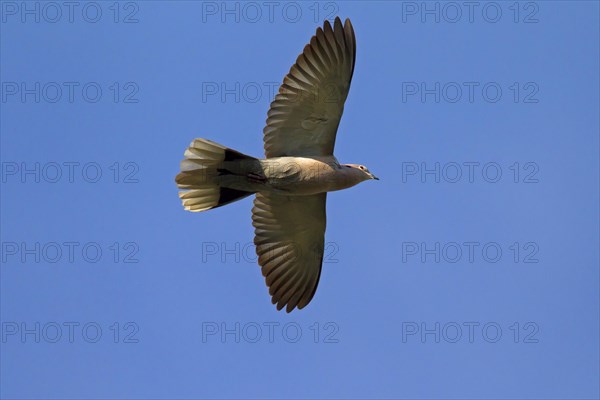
[176,18,377,312]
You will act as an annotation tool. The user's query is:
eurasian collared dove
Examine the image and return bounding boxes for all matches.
[176,17,377,312]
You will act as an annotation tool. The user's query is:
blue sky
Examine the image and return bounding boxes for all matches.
[1,1,599,399]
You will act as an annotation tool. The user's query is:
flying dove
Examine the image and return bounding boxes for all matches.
[176,17,377,312]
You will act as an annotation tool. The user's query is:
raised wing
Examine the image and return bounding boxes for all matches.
[252,192,326,312]
[263,17,356,158]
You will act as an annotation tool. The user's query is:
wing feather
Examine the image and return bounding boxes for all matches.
[263,17,356,157]
[252,193,326,312]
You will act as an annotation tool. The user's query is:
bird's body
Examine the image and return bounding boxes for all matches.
[214,155,369,195]
[176,17,377,312]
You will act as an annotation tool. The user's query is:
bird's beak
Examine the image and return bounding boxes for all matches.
[371,174,379,180]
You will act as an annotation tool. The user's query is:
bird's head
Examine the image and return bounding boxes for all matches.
[344,164,379,181]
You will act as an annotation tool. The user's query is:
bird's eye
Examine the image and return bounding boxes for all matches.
[359,166,365,170]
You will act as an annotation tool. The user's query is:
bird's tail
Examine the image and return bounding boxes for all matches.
[175,138,256,212]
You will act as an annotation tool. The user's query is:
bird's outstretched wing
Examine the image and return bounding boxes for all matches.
[263,17,356,158]
[252,192,326,312]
